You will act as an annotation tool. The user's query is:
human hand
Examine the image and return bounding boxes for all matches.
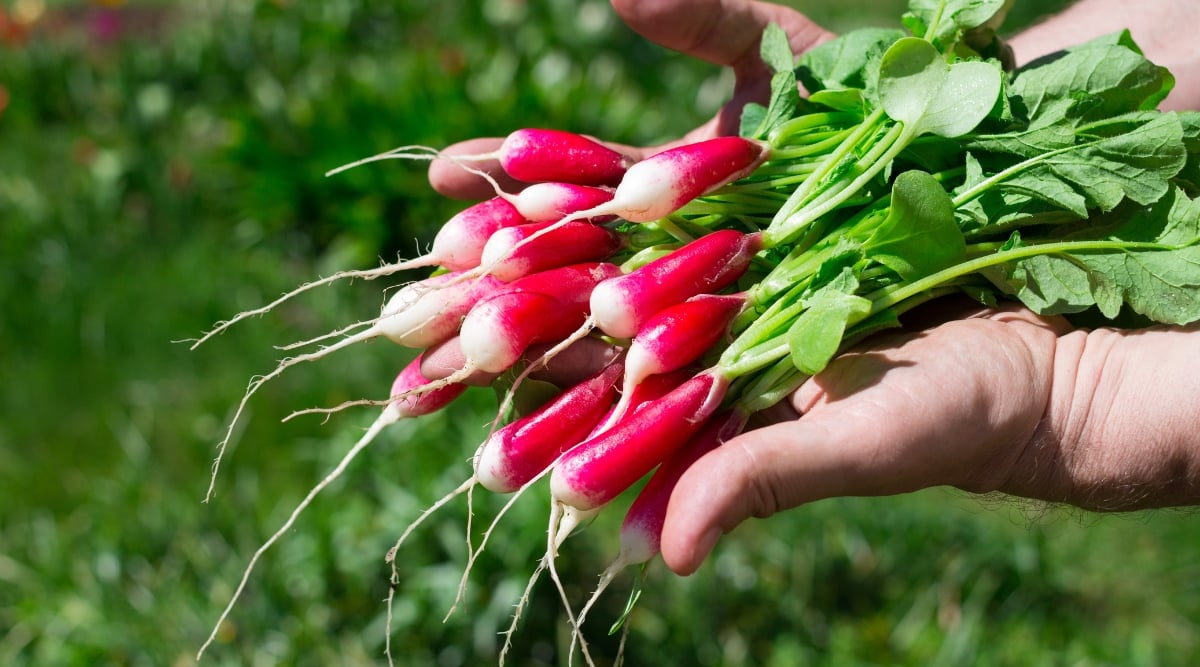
[426,0,834,200]
[657,302,1065,574]
[661,305,1200,576]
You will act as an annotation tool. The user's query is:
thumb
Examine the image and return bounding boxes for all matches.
[657,408,949,576]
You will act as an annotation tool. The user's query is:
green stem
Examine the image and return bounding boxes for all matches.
[766,120,912,246]
[864,239,1173,314]
[768,107,889,234]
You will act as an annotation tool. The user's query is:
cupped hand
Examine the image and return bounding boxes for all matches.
[660,304,1074,575]
[427,0,834,200]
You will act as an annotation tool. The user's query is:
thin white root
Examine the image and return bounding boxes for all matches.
[614,612,632,667]
[384,477,477,667]
[569,557,627,661]
[387,477,477,566]
[283,398,391,423]
[274,318,376,351]
[444,483,529,621]
[545,501,596,667]
[499,554,550,667]
[324,143,446,178]
[498,503,598,667]
[204,330,377,503]
[191,262,420,351]
[197,411,403,661]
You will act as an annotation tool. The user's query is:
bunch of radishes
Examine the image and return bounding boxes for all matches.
[195,127,816,662]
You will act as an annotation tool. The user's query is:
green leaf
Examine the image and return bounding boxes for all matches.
[807,89,866,113]
[739,103,768,139]
[760,22,796,73]
[1175,110,1200,195]
[995,112,1186,214]
[878,37,1002,138]
[902,0,1009,50]
[983,189,1200,324]
[787,269,872,375]
[863,170,965,280]
[744,23,800,139]
[796,27,905,94]
[1011,36,1174,123]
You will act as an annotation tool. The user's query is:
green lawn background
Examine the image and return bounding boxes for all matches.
[2,1,1197,665]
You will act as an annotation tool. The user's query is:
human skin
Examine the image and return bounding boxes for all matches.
[427,0,1200,576]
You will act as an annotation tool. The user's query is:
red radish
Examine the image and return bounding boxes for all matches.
[455,262,622,375]
[493,128,631,185]
[617,410,747,565]
[601,293,748,428]
[492,261,624,303]
[467,137,768,285]
[590,230,764,339]
[479,220,625,281]
[571,410,748,651]
[585,368,692,440]
[608,136,770,222]
[549,369,729,512]
[475,362,623,493]
[415,197,531,271]
[198,353,465,661]
[205,269,507,504]
[620,369,693,414]
[457,293,583,375]
[370,270,509,349]
[499,182,617,222]
[387,353,470,418]
[283,269,508,354]
[623,293,748,388]
[326,127,630,185]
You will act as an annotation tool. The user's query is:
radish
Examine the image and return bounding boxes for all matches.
[198,353,465,661]
[369,270,509,349]
[623,292,749,389]
[491,136,769,226]
[204,269,505,503]
[590,230,764,339]
[491,128,632,185]
[601,292,748,428]
[572,410,748,652]
[498,182,617,222]
[479,220,626,282]
[549,369,730,512]
[475,362,623,493]
[415,196,531,271]
[465,137,769,287]
[332,128,631,186]
[614,409,746,567]
[607,136,770,223]
[448,262,623,377]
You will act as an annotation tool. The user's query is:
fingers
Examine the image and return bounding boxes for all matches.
[612,0,833,138]
[429,1,835,199]
[523,337,624,387]
[427,137,526,201]
[610,0,831,75]
[659,405,922,575]
[658,315,1061,575]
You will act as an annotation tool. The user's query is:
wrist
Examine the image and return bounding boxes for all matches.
[1003,325,1200,510]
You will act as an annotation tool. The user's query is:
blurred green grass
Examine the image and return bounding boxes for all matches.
[2,1,1197,666]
